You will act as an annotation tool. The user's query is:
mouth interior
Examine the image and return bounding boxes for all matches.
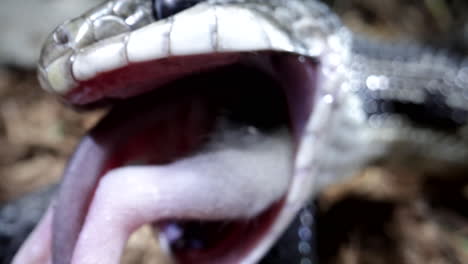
[147,65,289,262]
[53,53,318,264]
[90,62,290,263]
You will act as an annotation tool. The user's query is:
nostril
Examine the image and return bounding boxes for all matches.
[53,27,70,45]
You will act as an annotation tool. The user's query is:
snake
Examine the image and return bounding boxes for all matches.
[13,0,468,264]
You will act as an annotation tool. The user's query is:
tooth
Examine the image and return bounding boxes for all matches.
[126,20,172,62]
[72,34,129,81]
[71,129,292,264]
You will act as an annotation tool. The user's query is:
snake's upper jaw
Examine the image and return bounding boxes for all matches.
[37,0,348,102]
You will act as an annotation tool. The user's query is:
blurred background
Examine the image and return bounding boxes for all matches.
[0,0,467,263]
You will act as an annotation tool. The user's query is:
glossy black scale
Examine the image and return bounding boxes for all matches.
[152,0,206,20]
[260,203,317,264]
[360,89,468,132]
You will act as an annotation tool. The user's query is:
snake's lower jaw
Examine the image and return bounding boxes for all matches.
[43,52,325,264]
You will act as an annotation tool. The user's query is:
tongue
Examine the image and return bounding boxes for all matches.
[70,127,291,264]
[51,89,216,264]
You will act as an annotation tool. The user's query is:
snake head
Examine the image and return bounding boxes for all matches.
[15,1,468,264]
[37,0,351,104]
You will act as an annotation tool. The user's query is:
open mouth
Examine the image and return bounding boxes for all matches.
[12,1,342,263]
[19,1,468,263]
[50,51,319,264]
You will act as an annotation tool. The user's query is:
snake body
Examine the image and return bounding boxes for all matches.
[34,0,468,263]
